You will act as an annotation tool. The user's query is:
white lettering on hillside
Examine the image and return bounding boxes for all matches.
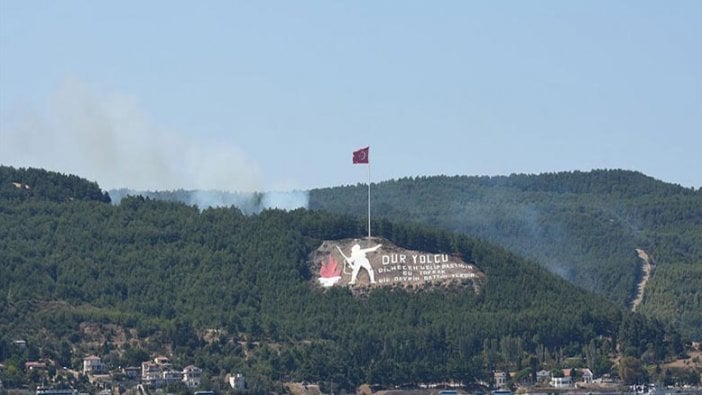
[315,240,482,288]
[381,253,449,265]
[375,253,476,283]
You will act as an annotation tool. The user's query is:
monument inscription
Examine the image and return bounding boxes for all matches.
[311,238,484,289]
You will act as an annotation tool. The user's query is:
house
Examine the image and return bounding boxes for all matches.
[154,356,170,366]
[550,376,573,388]
[13,340,27,349]
[162,369,183,385]
[598,373,619,384]
[142,361,158,376]
[536,370,551,384]
[83,356,107,375]
[36,389,78,395]
[123,366,141,380]
[183,365,202,388]
[229,373,246,391]
[141,361,164,388]
[493,371,508,388]
[25,361,47,370]
[580,368,594,384]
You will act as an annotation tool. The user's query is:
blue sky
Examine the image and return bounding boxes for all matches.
[1,1,700,191]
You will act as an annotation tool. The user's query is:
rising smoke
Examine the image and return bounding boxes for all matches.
[110,189,309,214]
[0,79,308,212]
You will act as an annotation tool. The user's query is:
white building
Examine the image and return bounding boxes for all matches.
[551,376,573,388]
[581,368,594,384]
[229,373,246,391]
[141,361,164,388]
[36,389,78,395]
[83,356,106,375]
[494,371,508,388]
[163,369,183,385]
[183,365,202,388]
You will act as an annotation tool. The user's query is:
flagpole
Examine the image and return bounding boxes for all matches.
[353,146,372,244]
[367,156,371,242]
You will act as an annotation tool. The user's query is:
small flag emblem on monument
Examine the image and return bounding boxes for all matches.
[353,146,369,164]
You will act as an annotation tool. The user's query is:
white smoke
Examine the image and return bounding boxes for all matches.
[260,191,309,211]
[191,190,309,213]
[109,189,309,214]
[0,79,262,192]
[189,190,258,212]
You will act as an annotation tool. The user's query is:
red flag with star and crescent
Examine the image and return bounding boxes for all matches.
[353,146,369,164]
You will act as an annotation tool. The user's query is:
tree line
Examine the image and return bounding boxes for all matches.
[0,166,694,392]
[310,170,702,339]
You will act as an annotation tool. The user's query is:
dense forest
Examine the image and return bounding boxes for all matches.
[0,166,693,392]
[310,170,702,339]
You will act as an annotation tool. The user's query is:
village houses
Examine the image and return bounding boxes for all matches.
[140,356,204,389]
[25,361,47,371]
[536,369,551,384]
[550,375,573,389]
[183,365,203,388]
[494,367,597,390]
[493,371,508,388]
[82,356,107,375]
[581,368,594,384]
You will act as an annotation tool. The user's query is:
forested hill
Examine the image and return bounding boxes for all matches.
[0,167,684,392]
[0,166,110,203]
[310,170,702,339]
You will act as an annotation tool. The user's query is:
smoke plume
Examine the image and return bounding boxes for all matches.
[0,80,307,213]
[0,79,309,212]
[0,79,260,191]
[109,189,309,214]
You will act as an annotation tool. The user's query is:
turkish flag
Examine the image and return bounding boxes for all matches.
[353,146,369,164]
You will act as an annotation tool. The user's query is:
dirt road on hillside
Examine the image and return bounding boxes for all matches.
[631,248,654,312]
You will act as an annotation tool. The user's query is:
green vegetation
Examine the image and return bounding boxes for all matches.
[310,170,702,339]
[0,166,694,392]
[0,166,110,203]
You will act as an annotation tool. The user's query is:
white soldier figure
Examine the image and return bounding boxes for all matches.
[338,243,382,285]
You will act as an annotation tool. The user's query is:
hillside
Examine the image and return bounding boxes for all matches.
[0,166,685,392]
[309,170,702,339]
[0,166,111,203]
